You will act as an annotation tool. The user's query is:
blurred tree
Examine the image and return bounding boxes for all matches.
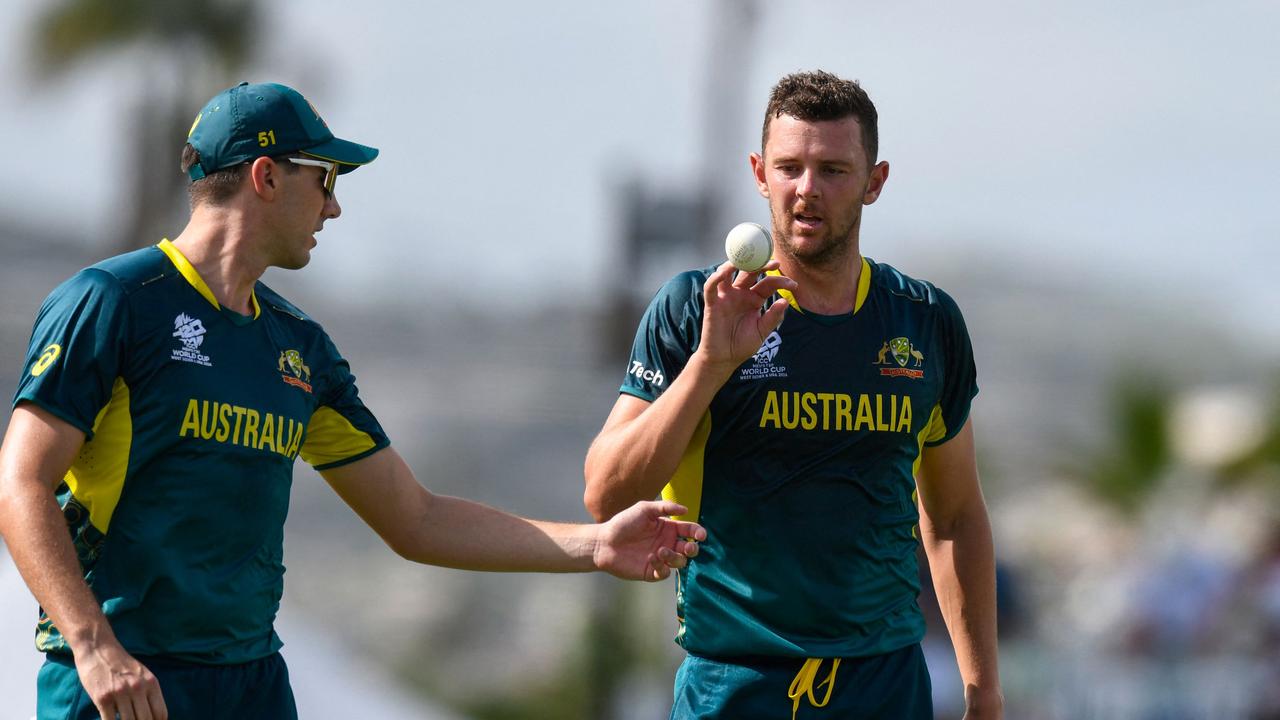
[447,581,654,720]
[30,0,258,252]
[1080,370,1174,513]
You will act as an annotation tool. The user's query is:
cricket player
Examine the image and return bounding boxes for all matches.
[0,81,705,720]
[585,70,1002,719]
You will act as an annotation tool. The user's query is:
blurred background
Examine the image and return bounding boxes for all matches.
[2,0,1278,718]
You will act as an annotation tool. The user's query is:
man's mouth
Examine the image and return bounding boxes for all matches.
[793,212,823,230]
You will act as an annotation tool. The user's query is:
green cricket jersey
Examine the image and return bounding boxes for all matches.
[13,240,389,664]
[620,257,978,659]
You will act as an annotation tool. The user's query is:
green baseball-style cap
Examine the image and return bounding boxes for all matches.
[186,81,378,181]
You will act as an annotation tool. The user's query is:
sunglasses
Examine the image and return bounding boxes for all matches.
[287,156,338,195]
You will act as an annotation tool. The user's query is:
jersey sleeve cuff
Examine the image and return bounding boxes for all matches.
[310,439,391,472]
[619,386,658,403]
[923,407,972,448]
[12,396,96,440]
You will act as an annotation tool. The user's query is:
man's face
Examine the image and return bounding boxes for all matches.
[270,160,342,270]
[750,114,888,268]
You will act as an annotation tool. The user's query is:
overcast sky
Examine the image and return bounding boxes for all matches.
[2,0,1276,342]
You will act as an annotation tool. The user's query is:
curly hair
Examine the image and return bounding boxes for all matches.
[761,70,879,162]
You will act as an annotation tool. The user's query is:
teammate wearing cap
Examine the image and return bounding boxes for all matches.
[0,82,706,720]
[584,70,1002,719]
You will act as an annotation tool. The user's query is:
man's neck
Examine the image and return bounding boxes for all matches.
[778,245,864,315]
[169,207,266,316]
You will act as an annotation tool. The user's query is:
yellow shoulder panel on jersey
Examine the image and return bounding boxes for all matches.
[300,406,378,468]
[662,411,712,523]
[911,404,946,480]
[64,377,132,533]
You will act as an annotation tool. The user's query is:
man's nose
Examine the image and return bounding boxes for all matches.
[797,168,819,199]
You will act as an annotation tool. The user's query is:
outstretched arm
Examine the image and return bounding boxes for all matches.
[583,262,795,521]
[321,446,705,581]
[0,404,167,720]
[916,419,1003,720]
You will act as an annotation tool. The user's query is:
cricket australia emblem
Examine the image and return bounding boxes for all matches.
[278,349,313,393]
[875,336,924,379]
[739,331,788,380]
[171,313,212,366]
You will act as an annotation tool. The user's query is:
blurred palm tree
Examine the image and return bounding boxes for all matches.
[30,0,258,251]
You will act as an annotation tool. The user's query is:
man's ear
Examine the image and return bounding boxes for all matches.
[249,156,280,200]
[749,152,769,199]
[863,161,889,205]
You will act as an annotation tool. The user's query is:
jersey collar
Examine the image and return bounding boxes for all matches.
[766,256,872,315]
[157,239,261,319]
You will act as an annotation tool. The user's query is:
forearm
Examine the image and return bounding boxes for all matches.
[922,504,1002,706]
[0,476,117,655]
[584,352,733,520]
[399,493,600,572]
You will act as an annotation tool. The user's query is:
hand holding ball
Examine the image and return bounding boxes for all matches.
[724,222,773,273]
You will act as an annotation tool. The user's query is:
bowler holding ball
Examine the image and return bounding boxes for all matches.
[585,70,1001,719]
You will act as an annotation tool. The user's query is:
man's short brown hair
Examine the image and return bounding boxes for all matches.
[180,144,248,207]
[179,145,302,207]
[761,70,879,163]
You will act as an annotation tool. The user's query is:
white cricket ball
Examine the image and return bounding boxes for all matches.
[724,222,773,273]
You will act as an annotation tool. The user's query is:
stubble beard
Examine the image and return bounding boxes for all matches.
[773,208,862,272]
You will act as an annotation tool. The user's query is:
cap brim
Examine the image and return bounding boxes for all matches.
[301,137,379,174]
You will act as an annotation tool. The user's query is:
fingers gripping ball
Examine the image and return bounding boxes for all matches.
[724,222,773,273]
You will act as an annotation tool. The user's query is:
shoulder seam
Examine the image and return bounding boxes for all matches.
[867,262,941,306]
[253,283,313,324]
[77,266,142,299]
[263,300,309,323]
[84,247,177,296]
[877,280,938,305]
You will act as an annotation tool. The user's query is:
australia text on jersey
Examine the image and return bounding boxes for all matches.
[759,390,913,433]
[177,398,304,459]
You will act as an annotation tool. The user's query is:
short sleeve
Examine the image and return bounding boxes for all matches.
[299,335,391,471]
[13,269,129,438]
[923,287,978,447]
[619,270,708,402]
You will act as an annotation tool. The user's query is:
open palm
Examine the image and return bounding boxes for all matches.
[594,501,706,581]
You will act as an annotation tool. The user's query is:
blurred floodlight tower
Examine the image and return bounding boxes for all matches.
[588,2,759,717]
[602,0,760,362]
